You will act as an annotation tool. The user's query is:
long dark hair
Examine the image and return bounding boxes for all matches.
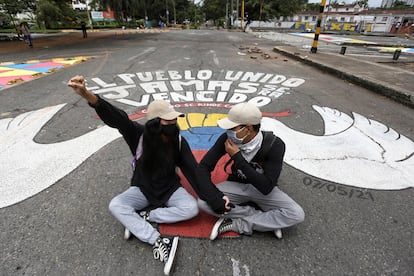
[139,118,180,177]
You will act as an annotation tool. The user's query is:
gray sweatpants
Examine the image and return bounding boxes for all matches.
[109,186,198,244]
[198,181,305,235]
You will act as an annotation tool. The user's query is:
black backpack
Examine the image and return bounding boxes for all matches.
[252,131,277,162]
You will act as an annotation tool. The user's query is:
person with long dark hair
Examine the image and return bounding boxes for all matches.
[68,75,199,275]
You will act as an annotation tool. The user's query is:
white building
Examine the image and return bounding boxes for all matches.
[241,3,414,34]
[325,3,366,13]
[295,8,414,33]
[72,0,87,11]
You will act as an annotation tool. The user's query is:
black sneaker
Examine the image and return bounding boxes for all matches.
[153,236,179,275]
[210,218,234,240]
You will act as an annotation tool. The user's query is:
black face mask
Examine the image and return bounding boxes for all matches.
[161,124,179,137]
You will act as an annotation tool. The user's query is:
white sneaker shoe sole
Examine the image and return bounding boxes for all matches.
[164,236,179,276]
[124,228,131,240]
[210,217,225,240]
[275,229,282,239]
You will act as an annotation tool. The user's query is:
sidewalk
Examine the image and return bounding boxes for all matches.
[272,45,414,108]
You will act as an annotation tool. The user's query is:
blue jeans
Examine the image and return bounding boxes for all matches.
[23,35,32,46]
[198,181,305,235]
[109,186,198,244]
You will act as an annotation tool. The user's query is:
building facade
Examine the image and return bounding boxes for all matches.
[243,3,414,35]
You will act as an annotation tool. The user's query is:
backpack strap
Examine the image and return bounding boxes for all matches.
[131,135,144,170]
[253,131,276,162]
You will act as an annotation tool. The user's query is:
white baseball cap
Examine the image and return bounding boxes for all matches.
[146,100,184,120]
[217,102,262,129]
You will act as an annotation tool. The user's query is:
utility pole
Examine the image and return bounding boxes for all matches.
[310,0,327,53]
[241,0,244,30]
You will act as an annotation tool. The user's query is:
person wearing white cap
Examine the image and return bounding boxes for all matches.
[196,102,305,240]
[68,76,199,275]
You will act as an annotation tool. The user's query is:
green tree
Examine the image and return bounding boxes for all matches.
[35,0,77,29]
[36,0,62,28]
[266,0,308,18]
[99,0,173,24]
[354,0,368,7]
[0,0,36,33]
[304,3,321,11]
[201,0,308,24]
[392,0,412,9]
[93,0,199,25]
[201,0,225,25]
[175,0,192,24]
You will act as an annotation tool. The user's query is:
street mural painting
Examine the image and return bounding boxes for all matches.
[0,57,91,89]
[261,106,414,190]
[1,69,413,211]
[85,69,303,108]
[291,32,377,45]
[291,33,414,55]
[375,46,414,54]
[0,104,121,209]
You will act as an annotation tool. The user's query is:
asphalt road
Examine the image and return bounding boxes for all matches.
[1,29,413,276]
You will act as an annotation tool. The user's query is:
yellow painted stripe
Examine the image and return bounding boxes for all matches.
[0,68,38,77]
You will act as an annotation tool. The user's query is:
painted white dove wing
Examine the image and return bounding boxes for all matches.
[308,105,383,161]
[261,105,414,190]
[0,104,121,208]
[314,107,414,185]
[261,115,380,164]
[311,105,353,135]
[351,112,414,163]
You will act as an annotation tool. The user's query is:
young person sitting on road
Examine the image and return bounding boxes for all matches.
[196,102,305,240]
[67,75,199,275]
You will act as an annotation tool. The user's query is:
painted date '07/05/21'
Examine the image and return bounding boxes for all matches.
[303,177,374,201]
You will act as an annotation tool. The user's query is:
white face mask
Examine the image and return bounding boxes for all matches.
[226,126,247,145]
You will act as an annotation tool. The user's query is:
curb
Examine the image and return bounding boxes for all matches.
[273,47,414,108]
